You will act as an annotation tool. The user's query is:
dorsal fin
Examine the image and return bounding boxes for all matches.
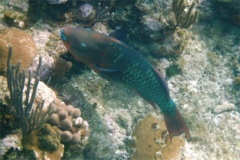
[109,28,127,42]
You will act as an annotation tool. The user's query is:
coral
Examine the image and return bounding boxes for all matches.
[79,3,94,19]
[65,2,113,26]
[49,98,89,144]
[60,131,73,142]
[49,113,60,125]
[60,118,73,130]
[52,57,72,81]
[3,0,29,28]
[0,28,36,74]
[157,27,190,56]
[3,9,27,28]
[71,133,81,143]
[0,103,16,139]
[2,147,36,160]
[37,124,61,152]
[95,2,113,23]
[6,47,54,136]
[172,0,199,29]
[22,123,64,160]
[72,108,81,118]
[131,115,184,160]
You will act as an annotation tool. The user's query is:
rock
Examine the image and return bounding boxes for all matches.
[0,134,21,159]
[79,3,94,19]
[47,0,68,5]
[8,0,29,12]
[0,28,36,75]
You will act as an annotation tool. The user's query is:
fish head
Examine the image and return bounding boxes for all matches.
[60,27,103,65]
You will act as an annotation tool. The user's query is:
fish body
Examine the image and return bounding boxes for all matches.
[61,27,190,141]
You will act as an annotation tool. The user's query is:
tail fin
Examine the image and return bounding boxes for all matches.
[163,108,190,142]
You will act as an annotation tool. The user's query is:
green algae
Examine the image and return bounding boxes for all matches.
[166,63,182,78]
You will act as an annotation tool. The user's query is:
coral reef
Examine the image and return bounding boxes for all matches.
[0,0,239,159]
[0,28,36,74]
[131,115,184,160]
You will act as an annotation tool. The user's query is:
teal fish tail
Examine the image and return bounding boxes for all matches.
[162,99,190,142]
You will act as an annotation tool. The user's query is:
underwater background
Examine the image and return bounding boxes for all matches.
[0,0,239,160]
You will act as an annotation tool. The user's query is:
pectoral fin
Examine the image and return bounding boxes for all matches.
[93,63,119,72]
[91,63,121,80]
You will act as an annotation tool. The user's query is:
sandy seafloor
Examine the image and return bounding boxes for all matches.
[0,0,239,160]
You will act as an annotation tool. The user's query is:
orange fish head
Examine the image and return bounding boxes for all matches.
[60,27,97,64]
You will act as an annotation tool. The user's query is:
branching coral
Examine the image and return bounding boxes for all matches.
[95,2,114,23]
[7,46,55,136]
[172,0,199,29]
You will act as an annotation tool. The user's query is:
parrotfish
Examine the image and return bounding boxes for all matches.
[60,27,190,141]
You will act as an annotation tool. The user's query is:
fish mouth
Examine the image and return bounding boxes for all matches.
[60,29,67,41]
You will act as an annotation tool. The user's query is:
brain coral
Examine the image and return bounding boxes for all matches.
[131,115,185,160]
[0,28,36,74]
